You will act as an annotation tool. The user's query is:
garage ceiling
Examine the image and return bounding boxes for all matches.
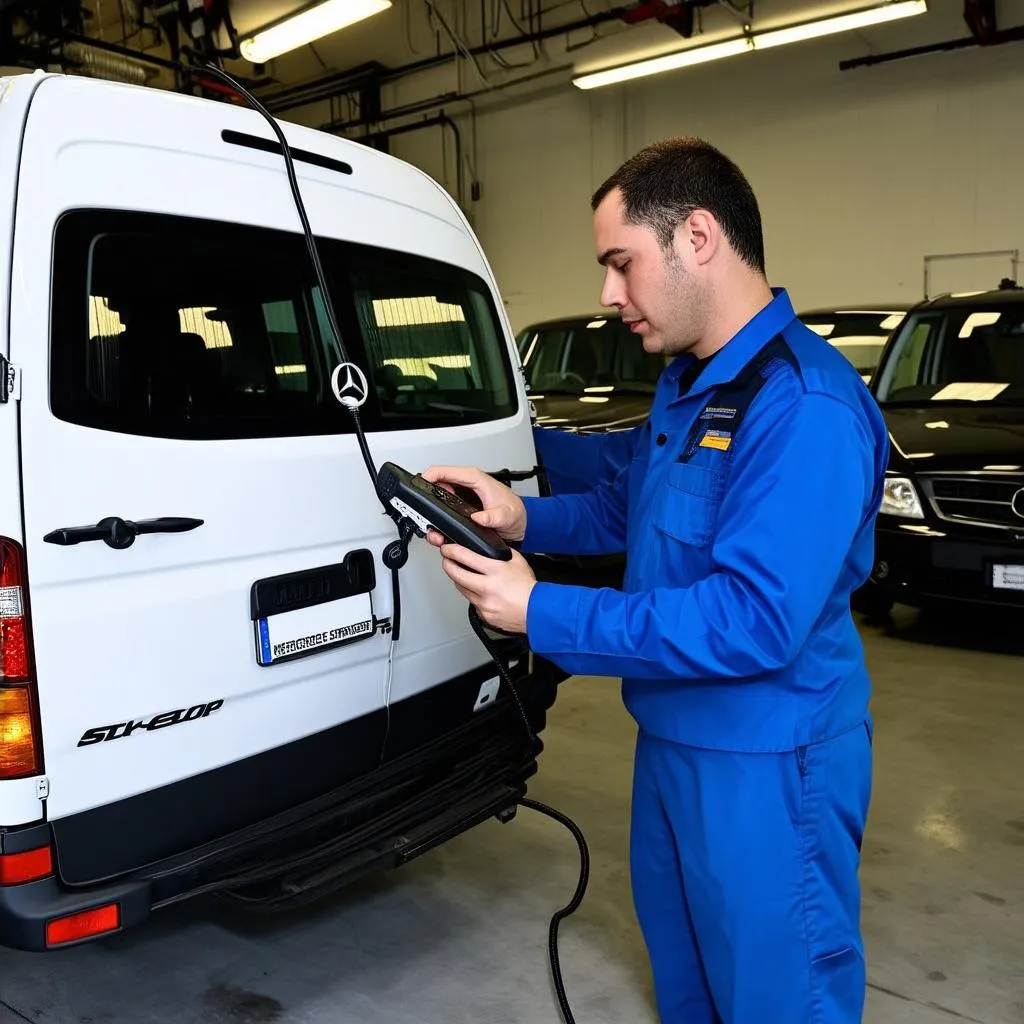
[1,1,1022,120]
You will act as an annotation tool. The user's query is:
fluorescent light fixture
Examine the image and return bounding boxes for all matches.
[574,37,752,89]
[755,0,927,50]
[373,296,466,327]
[573,0,927,89]
[240,0,392,63]
[383,355,472,380]
[931,382,1008,401]
[831,335,887,346]
[959,311,1001,337]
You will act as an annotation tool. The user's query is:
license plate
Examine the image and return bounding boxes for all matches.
[992,564,1024,591]
[255,591,374,665]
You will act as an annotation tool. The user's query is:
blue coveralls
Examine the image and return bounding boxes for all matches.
[520,289,891,1024]
[533,424,636,495]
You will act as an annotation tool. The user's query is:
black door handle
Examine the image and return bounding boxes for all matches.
[44,517,204,549]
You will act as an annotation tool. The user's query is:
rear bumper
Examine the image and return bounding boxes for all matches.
[0,650,564,952]
[868,520,1024,609]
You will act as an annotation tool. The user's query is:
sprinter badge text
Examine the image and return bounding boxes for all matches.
[77,699,225,747]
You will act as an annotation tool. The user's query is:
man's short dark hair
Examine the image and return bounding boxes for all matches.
[591,137,766,275]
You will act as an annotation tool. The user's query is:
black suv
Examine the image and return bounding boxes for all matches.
[856,287,1024,615]
[516,314,665,442]
[514,312,666,587]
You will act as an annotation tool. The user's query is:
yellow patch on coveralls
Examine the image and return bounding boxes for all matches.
[699,429,732,451]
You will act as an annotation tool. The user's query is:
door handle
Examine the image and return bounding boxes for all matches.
[44,517,204,550]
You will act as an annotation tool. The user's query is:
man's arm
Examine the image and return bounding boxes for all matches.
[515,422,648,557]
[525,387,878,679]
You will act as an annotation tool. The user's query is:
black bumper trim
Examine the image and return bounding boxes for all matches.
[0,653,563,951]
[0,822,52,856]
[0,876,152,952]
[871,525,1024,609]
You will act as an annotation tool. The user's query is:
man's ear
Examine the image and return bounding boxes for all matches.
[684,210,718,267]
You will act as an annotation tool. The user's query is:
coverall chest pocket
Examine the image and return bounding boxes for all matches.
[651,462,725,548]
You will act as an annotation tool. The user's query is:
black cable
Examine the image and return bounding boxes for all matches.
[520,797,591,1024]
[382,518,416,642]
[468,605,538,753]
[186,55,589,1024]
[187,58,379,489]
[468,606,589,1024]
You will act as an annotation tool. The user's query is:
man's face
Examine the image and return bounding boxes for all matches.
[593,188,705,357]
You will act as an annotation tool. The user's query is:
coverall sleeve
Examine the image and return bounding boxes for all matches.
[533,424,643,495]
[518,422,647,556]
[518,473,630,556]
[524,389,876,679]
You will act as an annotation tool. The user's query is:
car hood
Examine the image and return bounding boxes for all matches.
[883,405,1024,472]
[530,392,654,432]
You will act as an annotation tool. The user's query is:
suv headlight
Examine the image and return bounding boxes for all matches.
[880,476,924,518]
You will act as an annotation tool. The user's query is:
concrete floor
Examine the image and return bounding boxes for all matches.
[0,604,1022,1024]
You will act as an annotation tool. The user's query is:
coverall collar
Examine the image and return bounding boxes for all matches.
[664,287,797,401]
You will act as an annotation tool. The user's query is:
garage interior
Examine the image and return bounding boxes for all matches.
[1,1,1023,1022]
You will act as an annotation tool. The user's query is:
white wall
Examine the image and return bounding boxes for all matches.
[285,2,1024,333]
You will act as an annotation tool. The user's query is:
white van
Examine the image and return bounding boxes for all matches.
[0,70,562,951]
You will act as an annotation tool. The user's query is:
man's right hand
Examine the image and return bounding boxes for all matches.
[420,465,527,544]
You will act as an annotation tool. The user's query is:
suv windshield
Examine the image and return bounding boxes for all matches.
[516,315,665,393]
[873,302,1024,406]
[801,310,905,378]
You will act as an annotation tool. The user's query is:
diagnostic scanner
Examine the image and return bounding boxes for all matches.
[376,462,512,561]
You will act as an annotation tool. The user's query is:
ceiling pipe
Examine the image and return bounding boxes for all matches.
[260,4,631,112]
[319,64,570,133]
[839,23,1024,69]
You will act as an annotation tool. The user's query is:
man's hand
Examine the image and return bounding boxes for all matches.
[433,542,537,634]
[421,465,527,543]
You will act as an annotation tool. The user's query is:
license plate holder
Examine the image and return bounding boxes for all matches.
[251,552,378,666]
[992,564,1024,591]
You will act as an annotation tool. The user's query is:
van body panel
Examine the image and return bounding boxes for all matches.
[0,75,34,540]
[10,73,541,848]
[0,778,41,828]
[0,75,45,827]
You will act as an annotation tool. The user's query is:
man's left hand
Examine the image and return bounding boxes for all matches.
[431,537,537,634]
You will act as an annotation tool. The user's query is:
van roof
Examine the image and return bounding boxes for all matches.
[0,70,466,233]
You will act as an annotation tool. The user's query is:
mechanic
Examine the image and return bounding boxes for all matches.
[424,136,890,1024]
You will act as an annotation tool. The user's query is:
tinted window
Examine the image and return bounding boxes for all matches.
[519,316,665,392]
[52,210,517,439]
[874,304,1024,405]
[801,310,904,376]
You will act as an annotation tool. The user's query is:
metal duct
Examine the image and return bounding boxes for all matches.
[61,40,152,84]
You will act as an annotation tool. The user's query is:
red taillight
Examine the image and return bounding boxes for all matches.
[46,904,120,947]
[0,538,30,682]
[0,845,52,885]
[0,538,41,779]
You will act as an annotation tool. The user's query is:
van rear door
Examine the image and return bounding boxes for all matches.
[11,75,536,882]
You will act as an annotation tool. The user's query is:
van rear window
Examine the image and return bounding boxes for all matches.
[50,210,517,439]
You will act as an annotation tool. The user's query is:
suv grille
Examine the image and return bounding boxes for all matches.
[923,476,1024,528]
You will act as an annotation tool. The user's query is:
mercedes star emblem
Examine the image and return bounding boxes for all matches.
[331,362,369,410]
[1012,487,1024,520]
